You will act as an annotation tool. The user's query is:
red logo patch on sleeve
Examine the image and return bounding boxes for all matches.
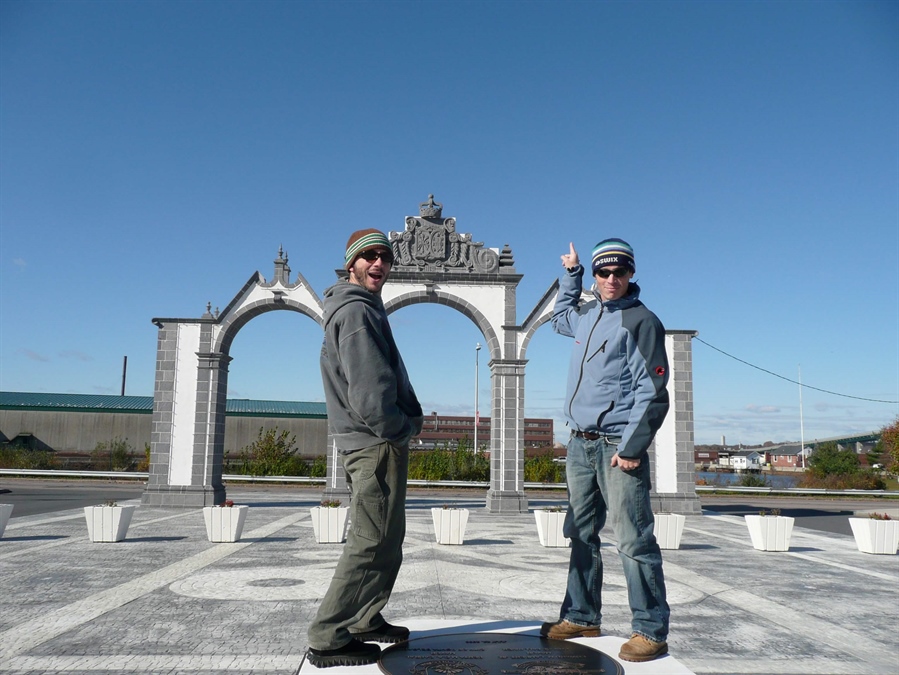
[655,366,666,376]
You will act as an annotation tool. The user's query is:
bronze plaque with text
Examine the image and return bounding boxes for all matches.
[378,632,623,675]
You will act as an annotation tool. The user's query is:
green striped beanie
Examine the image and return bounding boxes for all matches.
[591,238,635,274]
[345,229,391,269]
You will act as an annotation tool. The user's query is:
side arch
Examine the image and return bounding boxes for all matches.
[214,298,323,354]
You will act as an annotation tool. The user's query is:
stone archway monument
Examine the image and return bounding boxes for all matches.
[142,196,700,516]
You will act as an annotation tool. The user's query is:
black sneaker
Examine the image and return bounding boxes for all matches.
[306,639,381,668]
[350,621,410,643]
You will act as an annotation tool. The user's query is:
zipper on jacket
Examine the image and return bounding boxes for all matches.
[567,302,605,422]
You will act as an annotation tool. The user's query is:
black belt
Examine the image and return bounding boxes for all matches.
[572,430,621,443]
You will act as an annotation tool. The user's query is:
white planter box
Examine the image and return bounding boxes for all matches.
[744,515,794,551]
[848,518,899,555]
[310,506,350,543]
[0,503,13,538]
[432,508,469,545]
[534,510,568,547]
[84,505,136,542]
[653,513,686,550]
[203,505,249,543]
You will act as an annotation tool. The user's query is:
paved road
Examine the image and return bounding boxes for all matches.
[3,478,897,537]
[0,478,146,518]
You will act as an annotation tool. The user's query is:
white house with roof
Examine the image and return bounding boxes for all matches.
[728,450,763,472]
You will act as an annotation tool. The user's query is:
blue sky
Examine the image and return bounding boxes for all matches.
[1,0,897,446]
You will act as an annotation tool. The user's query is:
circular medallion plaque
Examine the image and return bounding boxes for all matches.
[378,632,623,675]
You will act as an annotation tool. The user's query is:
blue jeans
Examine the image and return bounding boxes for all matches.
[560,433,669,642]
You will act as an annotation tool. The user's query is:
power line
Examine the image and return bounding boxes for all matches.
[693,337,899,404]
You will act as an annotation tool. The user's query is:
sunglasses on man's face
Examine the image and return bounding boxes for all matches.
[596,267,629,279]
[358,249,394,265]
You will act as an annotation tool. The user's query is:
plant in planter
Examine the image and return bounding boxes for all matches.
[848,512,899,555]
[534,505,568,547]
[203,499,249,543]
[431,504,469,545]
[0,503,13,538]
[653,512,686,550]
[744,508,794,552]
[310,499,350,543]
[84,500,136,542]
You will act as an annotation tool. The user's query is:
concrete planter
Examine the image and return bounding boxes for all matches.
[848,518,899,555]
[84,504,136,542]
[744,515,794,551]
[432,507,469,545]
[203,505,249,543]
[0,503,13,538]
[534,510,568,547]
[653,513,686,550]
[310,506,350,543]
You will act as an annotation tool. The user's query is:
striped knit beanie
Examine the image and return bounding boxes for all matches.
[345,229,391,269]
[591,238,635,274]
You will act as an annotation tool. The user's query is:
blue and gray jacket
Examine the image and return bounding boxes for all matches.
[552,265,670,460]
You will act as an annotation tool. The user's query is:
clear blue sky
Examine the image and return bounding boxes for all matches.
[2,0,897,446]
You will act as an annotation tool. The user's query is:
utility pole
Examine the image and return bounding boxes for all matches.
[474,343,481,453]
[799,365,805,469]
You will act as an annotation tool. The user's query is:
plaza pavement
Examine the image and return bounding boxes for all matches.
[0,485,896,675]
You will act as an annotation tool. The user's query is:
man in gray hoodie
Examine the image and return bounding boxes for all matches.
[307,228,423,669]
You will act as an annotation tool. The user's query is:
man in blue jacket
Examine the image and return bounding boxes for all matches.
[541,238,671,663]
[307,228,423,668]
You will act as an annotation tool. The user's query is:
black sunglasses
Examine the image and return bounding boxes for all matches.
[358,249,394,264]
[596,267,629,279]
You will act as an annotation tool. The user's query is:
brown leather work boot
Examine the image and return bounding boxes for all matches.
[618,633,668,662]
[539,619,601,640]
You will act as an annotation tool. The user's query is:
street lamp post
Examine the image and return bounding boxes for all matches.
[474,343,481,453]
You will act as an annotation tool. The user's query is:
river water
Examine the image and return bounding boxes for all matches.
[696,471,800,489]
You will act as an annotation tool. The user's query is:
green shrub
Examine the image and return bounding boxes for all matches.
[136,443,151,472]
[90,438,136,471]
[524,452,565,483]
[738,473,768,488]
[408,438,490,481]
[797,470,886,490]
[309,455,327,478]
[0,445,58,470]
[808,442,860,477]
[235,427,304,476]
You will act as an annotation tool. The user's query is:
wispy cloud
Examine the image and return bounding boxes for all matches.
[20,349,50,362]
[13,258,26,269]
[745,404,780,414]
[59,350,93,362]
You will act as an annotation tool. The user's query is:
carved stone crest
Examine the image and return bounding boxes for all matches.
[390,195,500,273]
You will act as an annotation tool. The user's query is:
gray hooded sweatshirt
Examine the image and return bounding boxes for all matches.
[320,280,423,453]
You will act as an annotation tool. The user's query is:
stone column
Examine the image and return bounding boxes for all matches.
[142,321,228,507]
[651,331,702,515]
[485,359,529,513]
[322,433,350,504]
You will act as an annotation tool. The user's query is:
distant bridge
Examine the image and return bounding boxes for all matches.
[761,432,881,451]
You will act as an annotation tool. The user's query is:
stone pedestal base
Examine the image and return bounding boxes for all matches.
[486,489,529,513]
[651,492,702,515]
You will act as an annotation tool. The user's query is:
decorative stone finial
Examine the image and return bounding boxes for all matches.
[419,194,443,219]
